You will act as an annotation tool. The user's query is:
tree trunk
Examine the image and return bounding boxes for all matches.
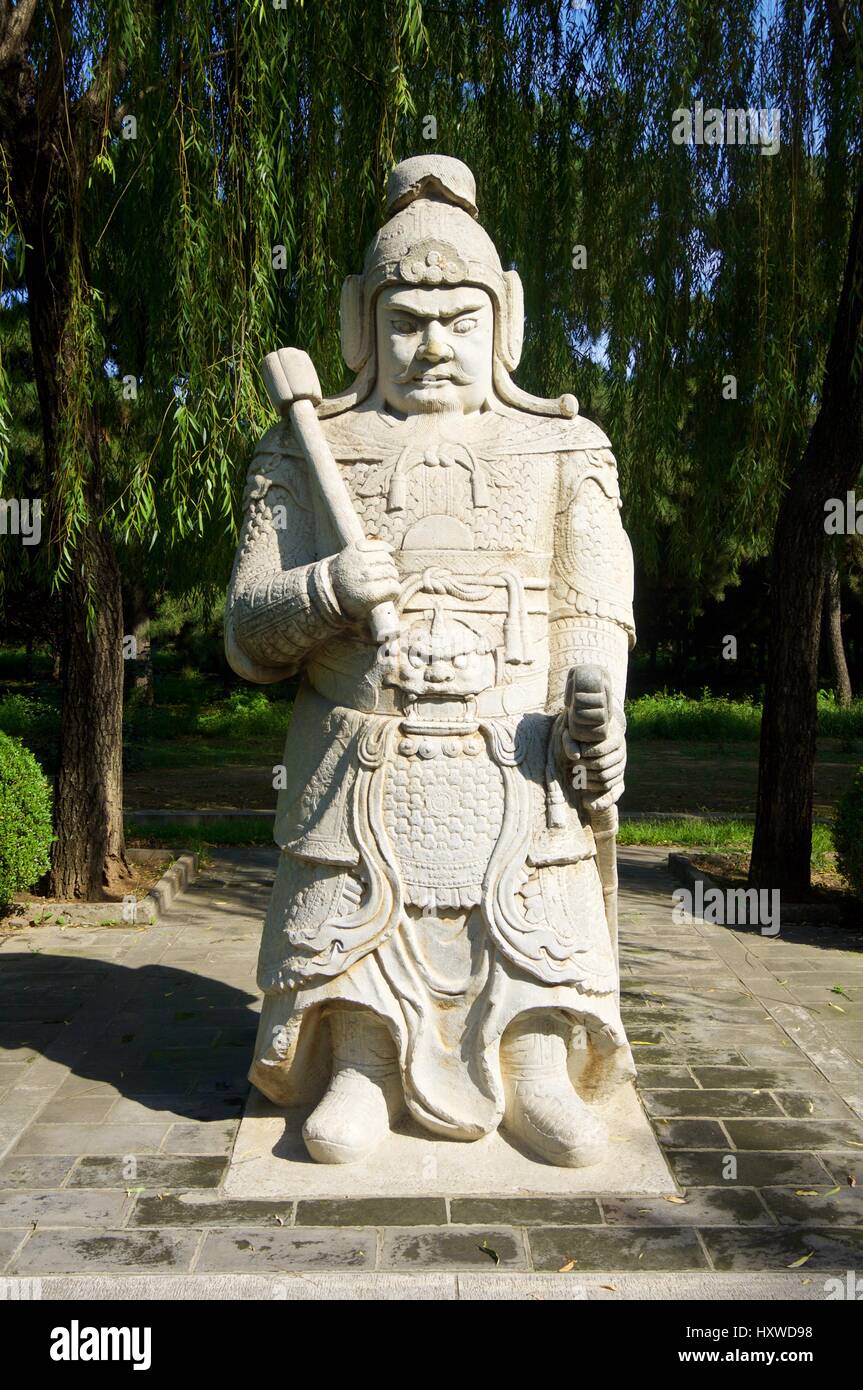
[750,181,863,896]
[822,549,853,706]
[126,583,154,705]
[50,516,130,898]
[12,127,130,900]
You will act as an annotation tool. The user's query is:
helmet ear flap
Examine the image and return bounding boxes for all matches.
[340,275,369,371]
[498,268,524,370]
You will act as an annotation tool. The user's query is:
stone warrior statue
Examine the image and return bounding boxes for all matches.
[225,156,636,1167]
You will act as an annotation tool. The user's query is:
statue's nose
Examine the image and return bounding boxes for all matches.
[417,322,453,362]
[425,660,454,683]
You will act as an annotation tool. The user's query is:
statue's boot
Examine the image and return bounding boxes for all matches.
[302,1009,404,1164]
[501,1013,606,1168]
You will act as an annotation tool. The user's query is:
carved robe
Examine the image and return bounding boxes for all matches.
[225,401,637,1139]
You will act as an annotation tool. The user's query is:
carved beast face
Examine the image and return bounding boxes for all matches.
[390,611,495,698]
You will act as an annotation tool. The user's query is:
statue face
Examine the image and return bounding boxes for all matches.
[374,285,494,415]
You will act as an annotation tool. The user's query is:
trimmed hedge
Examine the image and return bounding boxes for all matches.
[0,731,53,906]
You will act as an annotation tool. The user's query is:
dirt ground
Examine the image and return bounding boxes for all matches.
[690,851,849,905]
[8,855,171,913]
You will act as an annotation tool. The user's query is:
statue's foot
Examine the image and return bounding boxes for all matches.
[302,1066,404,1164]
[302,1008,403,1165]
[503,1076,607,1167]
[501,1012,606,1168]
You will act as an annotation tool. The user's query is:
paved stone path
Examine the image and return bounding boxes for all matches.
[1,848,863,1296]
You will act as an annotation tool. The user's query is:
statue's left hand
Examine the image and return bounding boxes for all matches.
[562,664,626,809]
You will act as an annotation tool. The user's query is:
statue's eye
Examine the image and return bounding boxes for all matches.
[452,317,477,335]
[391,317,417,334]
[453,653,469,669]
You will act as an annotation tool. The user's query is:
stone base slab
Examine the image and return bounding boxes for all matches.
[225,1084,675,1198]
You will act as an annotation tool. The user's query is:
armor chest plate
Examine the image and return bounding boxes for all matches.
[337,448,558,559]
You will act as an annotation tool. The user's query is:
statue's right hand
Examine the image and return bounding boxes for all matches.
[328,539,401,621]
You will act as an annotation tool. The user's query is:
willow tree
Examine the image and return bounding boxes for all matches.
[0,0,428,897]
[400,0,861,895]
[1,0,860,898]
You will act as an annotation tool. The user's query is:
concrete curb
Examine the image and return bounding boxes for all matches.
[8,850,199,929]
[143,851,200,921]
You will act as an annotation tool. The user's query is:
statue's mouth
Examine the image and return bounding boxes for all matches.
[401,693,479,730]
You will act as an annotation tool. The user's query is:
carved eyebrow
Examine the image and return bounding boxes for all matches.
[385,297,487,319]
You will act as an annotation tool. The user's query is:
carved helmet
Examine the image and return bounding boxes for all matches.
[340,155,524,374]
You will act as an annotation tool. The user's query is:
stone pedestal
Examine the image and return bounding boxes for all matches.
[225,1086,674,1199]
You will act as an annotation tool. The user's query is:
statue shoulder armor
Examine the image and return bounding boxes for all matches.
[243,423,308,509]
[491,407,615,461]
[554,422,622,509]
[553,412,613,455]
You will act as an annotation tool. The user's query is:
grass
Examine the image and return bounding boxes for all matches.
[619,817,835,870]
[0,688,293,771]
[127,689,293,742]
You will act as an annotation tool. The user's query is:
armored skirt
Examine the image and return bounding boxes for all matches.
[249,683,635,1140]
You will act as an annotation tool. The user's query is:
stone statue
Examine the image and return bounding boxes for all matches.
[225,155,636,1168]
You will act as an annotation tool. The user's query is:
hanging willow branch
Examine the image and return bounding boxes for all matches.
[0,0,861,611]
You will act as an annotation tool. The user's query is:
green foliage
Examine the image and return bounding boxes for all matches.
[626,691,762,739]
[195,690,290,741]
[0,732,53,905]
[0,693,60,765]
[0,693,52,737]
[834,767,863,897]
[0,681,292,770]
[3,1,862,622]
[626,690,863,740]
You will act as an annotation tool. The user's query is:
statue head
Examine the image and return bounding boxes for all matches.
[341,156,523,416]
[333,154,577,421]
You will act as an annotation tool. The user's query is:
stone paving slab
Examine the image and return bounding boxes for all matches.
[1,846,863,1292]
[11,1270,837,1299]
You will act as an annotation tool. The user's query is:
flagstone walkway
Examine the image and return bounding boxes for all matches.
[1,847,862,1299]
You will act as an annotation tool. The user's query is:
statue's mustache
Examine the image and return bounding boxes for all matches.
[395,362,474,386]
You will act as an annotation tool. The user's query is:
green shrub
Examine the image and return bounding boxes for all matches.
[0,692,58,739]
[196,690,290,740]
[0,732,53,906]
[835,767,863,899]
